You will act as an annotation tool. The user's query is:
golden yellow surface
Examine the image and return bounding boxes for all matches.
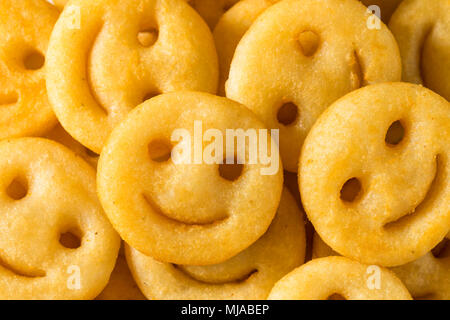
[0,138,120,299]
[46,0,218,154]
[0,0,58,139]
[389,0,450,101]
[96,244,146,300]
[226,0,401,172]
[126,188,305,300]
[300,82,450,267]
[268,256,412,300]
[213,0,278,95]
[313,233,450,300]
[97,91,283,265]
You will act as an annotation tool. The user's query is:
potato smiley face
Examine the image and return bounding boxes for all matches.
[300,83,450,267]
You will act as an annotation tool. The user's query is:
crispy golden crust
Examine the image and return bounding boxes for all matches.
[47,0,218,154]
[227,0,401,172]
[268,256,412,300]
[126,188,305,300]
[0,138,120,299]
[300,82,450,267]
[0,0,58,139]
[98,91,283,265]
[389,0,450,101]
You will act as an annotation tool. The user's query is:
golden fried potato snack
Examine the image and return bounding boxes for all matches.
[47,0,218,154]
[96,244,146,300]
[268,256,412,300]
[126,188,305,300]
[0,0,58,139]
[300,82,450,267]
[0,138,120,299]
[98,91,283,265]
[226,0,401,172]
[49,0,66,9]
[314,233,450,300]
[391,239,450,300]
[389,0,450,101]
[45,124,98,168]
[213,0,278,95]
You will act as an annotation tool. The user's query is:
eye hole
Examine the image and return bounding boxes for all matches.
[385,120,405,146]
[23,50,45,70]
[0,91,18,105]
[137,28,158,47]
[59,228,82,249]
[297,30,320,56]
[6,176,28,200]
[277,102,298,126]
[431,239,450,259]
[219,156,243,181]
[148,139,172,162]
[340,177,362,202]
[328,293,346,300]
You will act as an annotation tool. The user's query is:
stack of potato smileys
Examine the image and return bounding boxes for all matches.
[0,0,448,301]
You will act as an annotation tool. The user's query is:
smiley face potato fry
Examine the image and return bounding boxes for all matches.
[126,188,305,300]
[1,0,449,301]
[268,256,412,300]
[0,138,120,299]
[0,0,59,139]
[300,83,450,267]
[97,92,283,266]
[46,0,218,154]
[226,0,401,172]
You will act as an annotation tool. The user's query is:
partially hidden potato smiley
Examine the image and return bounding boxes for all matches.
[389,0,450,101]
[126,188,305,300]
[213,0,278,95]
[300,82,450,267]
[226,0,401,172]
[97,91,283,265]
[46,0,218,154]
[268,256,412,300]
[0,138,120,299]
[0,0,58,139]
[313,233,450,300]
[96,243,146,300]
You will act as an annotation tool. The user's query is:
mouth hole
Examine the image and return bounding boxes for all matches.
[385,120,405,146]
[431,238,450,259]
[23,50,45,70]
[277,102,298,126]
[328,293,346,300]
[148,139,172,162]
[297,30,320,57]
[340,177,362,202]
[0,92,19,105]
[59,228,82,249]
[137,28,158,47]
[219,156,243,181]
[6,176,28,200]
